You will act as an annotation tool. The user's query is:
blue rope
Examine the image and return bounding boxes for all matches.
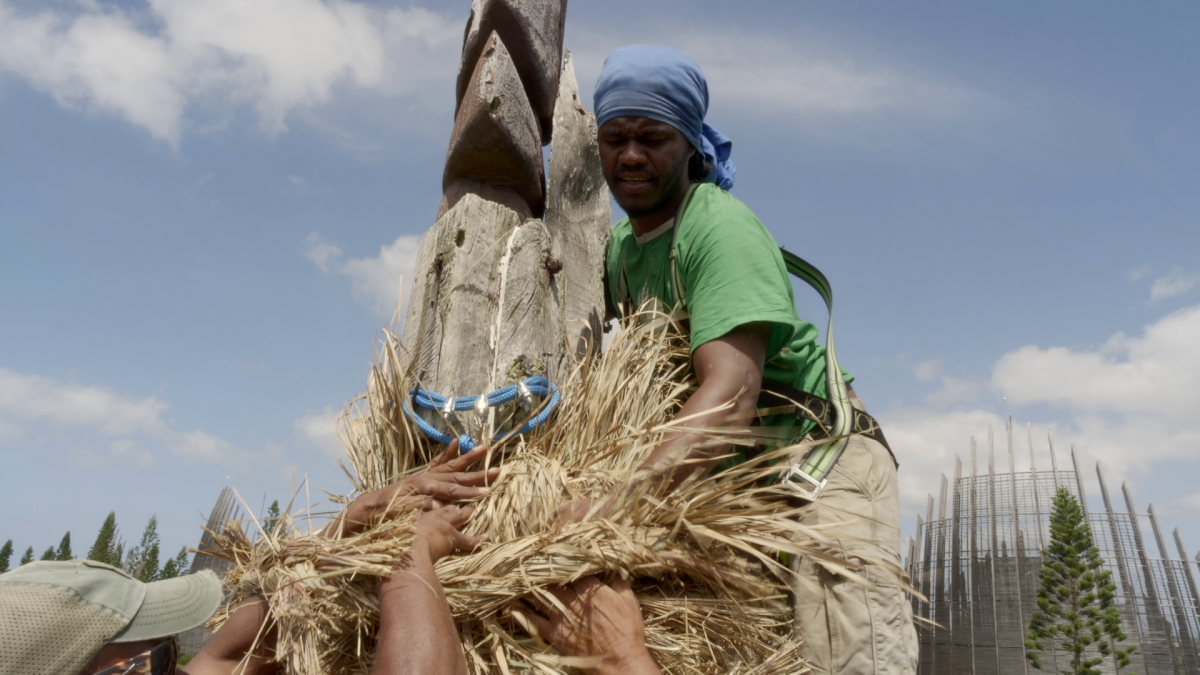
[401,376,560,452]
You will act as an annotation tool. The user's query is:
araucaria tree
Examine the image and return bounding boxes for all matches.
[54,531,73,561]
[158,546,190,580]
[124,516,162,582]
[1026,487,1138,674]
[88,511,123,566]
[263,500,282,536]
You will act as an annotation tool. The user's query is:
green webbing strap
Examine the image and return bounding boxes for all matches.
[775,248,853,501]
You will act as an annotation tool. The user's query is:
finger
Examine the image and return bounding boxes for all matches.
[452,468,501,486]
[449,529,480,554]
[548,582,581,611]
[511,605,554,645]
[440,504,475,529]
[375,494,431,519]
[429,439,460,468]
[609,577,635,598]
[422,481,490,503]
[459,532,488,553]
[440,443,490,473]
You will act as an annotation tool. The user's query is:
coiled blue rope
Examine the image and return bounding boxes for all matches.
[401,376,560,452]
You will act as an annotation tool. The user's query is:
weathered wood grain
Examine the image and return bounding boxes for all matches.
[544,51,612,381]
[457,0,568,144]
[403,194,521,399]
[444,31,545,218]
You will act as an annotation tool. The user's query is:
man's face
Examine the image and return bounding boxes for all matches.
[598,117,694,223]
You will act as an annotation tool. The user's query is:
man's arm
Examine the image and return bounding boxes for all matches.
[186,442,493,674]
[372,505,483,675]
[560,323,768,523]
[182,596,278,675]
[637,322,769,491]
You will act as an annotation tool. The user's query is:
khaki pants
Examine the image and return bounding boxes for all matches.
[790,398,918,674]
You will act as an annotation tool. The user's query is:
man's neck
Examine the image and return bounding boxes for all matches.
[629,181,693,237]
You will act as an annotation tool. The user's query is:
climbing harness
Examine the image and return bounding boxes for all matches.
[402,376,561,452]
[616,183,885,501]
[770,248,855,501]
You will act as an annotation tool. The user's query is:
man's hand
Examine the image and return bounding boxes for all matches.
[514,577,661,675]
[327,440,500,538]
[410,504,487,564]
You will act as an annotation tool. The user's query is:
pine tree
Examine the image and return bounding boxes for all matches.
[158,546,191,580]
[39,547,55,561]
[54,532,73,561]
[0,540,12,573]
[1026,487,1138,675]
[263,500,282,536]
[88,512,123,566]
[124,516,161,582]
[19,547,33,565]
[172,546,190,575]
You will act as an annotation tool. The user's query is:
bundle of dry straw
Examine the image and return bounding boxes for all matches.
[208,314,898,674]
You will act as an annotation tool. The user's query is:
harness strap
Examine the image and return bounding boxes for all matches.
[757,379,896,465]
[617,184,700,322]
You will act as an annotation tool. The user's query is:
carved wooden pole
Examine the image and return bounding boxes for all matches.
[402,0,610,442]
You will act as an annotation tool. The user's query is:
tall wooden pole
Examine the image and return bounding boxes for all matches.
[402,0,610,441]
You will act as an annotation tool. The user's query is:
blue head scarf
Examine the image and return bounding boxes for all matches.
[594,45,736,190]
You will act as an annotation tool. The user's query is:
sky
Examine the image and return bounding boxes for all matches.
[2,0,1199,566]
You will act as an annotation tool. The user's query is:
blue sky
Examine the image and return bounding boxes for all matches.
[2,0,1198,564]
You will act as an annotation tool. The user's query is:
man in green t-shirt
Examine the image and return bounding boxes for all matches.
[590,45,918,674]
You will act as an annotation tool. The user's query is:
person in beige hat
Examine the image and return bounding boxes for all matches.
[0,441,664,675]
[0,441,500,675]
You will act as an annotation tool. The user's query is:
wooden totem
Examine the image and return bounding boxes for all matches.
[401,0,611,440]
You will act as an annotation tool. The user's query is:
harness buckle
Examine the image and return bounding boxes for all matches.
[781,464,827,502]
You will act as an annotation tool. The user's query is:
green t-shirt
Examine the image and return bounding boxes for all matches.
[605,183,852,443]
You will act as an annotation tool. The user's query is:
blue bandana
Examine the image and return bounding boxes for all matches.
[593,45,736,190]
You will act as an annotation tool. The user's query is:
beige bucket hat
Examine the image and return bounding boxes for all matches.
[0,559,222,675]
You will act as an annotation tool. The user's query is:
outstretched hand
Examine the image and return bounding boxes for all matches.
[411,503,487,564]
[513,577,660,675]
[328,439,500,538]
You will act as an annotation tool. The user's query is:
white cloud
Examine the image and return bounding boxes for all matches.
[911,360,981,406]
[913,360,941,381]
[1161,492,1200,518]
[991,304,1200,424]
[0,368,169,435]
[1149,268,1199,302]
[884,304,1200,513]
[0,0,460,145]
[878,407,1014,515]
[0,367,251,465]
[295,408,344,460]
[305,232,420,316]
[924,376,981,407]
[1127,265,1151,282]
[990,306,1200,476]
[570,28,992,126]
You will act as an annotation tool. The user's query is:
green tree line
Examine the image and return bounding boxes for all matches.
[1,511,191,581]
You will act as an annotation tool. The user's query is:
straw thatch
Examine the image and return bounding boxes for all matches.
[207,313,902,673]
